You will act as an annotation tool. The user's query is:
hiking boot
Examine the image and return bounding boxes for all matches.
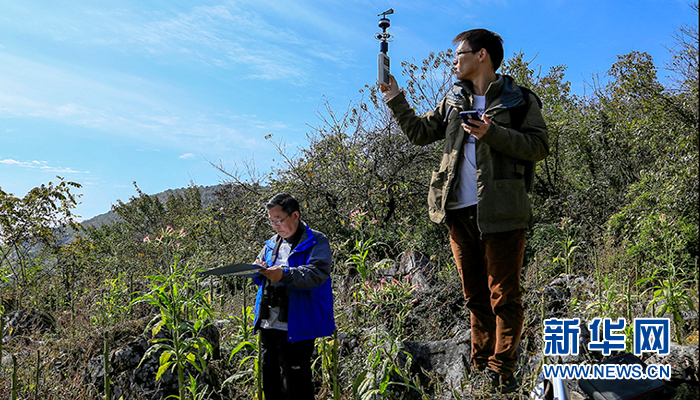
[465,368,496,396]
[498,373,520,394]
[485,367,520,394]
[485,367,499,388]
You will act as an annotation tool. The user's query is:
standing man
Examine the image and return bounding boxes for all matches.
[380,29,548,394]
[252,193,335,400]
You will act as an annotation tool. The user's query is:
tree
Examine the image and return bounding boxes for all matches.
[267,53,456,260]
[666,2,699,105]
[0,177,82,306]
[606,11,699,269]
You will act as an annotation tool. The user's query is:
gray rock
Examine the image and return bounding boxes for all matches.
[399,331,471,389]
[540,274,595,320]
[644,344,699,380]
[2,308,56,340]
[377,250,438,292]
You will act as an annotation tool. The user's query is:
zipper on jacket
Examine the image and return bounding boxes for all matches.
[474,140,484,240]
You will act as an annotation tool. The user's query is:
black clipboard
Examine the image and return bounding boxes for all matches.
[198,263,265,278]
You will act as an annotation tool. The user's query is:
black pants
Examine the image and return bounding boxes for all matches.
[259,328,316,400]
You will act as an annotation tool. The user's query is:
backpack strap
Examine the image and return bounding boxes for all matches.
[508,86,541,129]
[508,86,542,193]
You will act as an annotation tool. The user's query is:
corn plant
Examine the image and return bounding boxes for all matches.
[233,285,255,345]
[219,279,263,397]
[345,237,392,283]
[637,264,697,344]
[11,354,17,400]
[313,332,340,400]
[183,374,210,400]
[104,334,111,400]
[552,217,580,275]
[636,221,698,344]
[131,256,213,400]
[352,332,420,400]
[93,274,131,328]
[222,332,261,399]
[586,275,626,319]
[354,278,417,337]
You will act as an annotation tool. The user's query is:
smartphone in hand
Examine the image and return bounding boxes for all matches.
[460,110,480,127]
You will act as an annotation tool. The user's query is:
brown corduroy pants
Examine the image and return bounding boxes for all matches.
[445,206,525,377]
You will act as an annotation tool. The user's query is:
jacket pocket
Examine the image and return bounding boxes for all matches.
[427,170,446,210]
[488,179,530,221]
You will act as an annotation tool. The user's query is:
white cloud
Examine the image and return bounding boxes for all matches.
[0,158,86,174]
[129,2,322,82]
[0,51,271,153]
[0,2,335,159]
[1,159,37,167]
[56,103,89,117]
[5,2,348,83]
[179,153,196,159]
[40,165,82,173]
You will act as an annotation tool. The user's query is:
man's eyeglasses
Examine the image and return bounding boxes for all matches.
[268,214,291,226]
[455,49,477,59]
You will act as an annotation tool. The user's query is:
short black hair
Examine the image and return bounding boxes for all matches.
[453,29,504,72]
[266,193,300,215]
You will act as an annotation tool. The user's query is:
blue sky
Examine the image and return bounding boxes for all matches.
[1,0,695,220]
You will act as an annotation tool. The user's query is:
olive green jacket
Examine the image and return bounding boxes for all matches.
[386,74,549,233]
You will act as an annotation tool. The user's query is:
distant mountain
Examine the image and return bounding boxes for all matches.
[80,184,226,229]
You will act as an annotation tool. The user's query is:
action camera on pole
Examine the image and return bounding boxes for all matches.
[375,8,394,85]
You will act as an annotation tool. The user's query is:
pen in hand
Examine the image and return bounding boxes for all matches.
[254,260,284,282]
